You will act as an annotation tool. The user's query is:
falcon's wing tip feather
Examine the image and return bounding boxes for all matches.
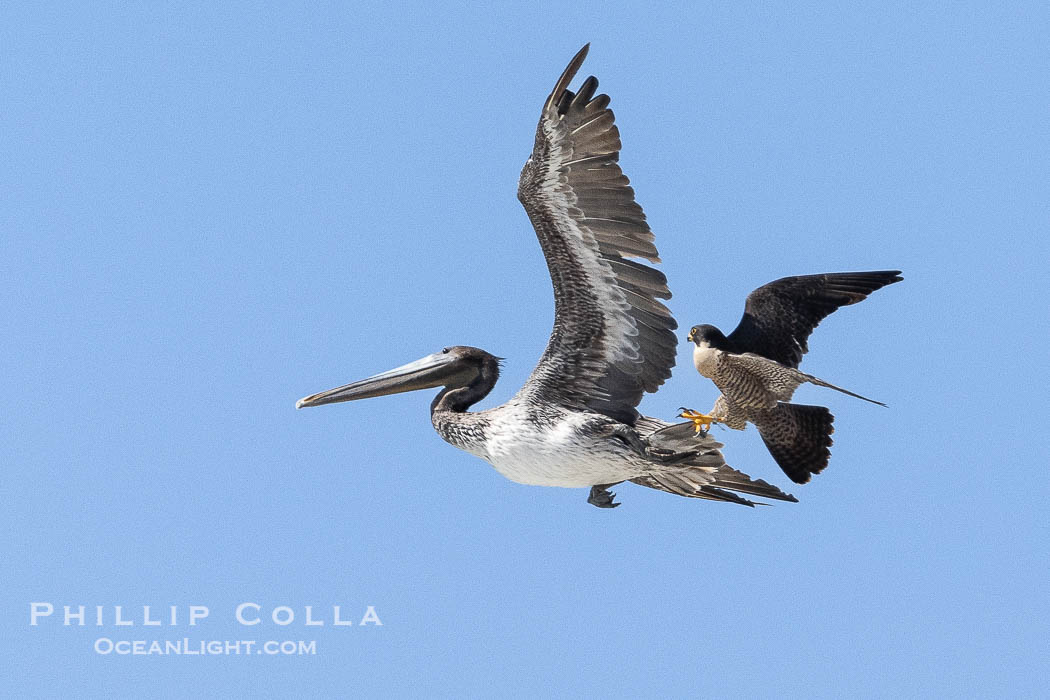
[841,269,904,284]
[766,269,903,287]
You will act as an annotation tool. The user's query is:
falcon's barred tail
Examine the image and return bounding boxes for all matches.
[756,403,835,484]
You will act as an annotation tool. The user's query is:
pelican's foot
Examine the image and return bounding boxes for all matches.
[588,484,621,509]
[678,407,716,434]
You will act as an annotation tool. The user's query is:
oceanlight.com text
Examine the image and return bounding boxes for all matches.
[94,638,317,656]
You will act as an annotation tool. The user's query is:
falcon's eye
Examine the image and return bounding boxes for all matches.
[442,347,450,354]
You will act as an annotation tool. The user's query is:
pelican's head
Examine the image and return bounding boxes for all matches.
[296,346,500,409]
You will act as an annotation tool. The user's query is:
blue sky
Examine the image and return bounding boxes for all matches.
[4,1,1048,697]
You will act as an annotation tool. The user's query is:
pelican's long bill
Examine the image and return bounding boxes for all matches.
[296,352,470,409]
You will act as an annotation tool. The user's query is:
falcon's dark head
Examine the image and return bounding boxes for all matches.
[687,324,726,348]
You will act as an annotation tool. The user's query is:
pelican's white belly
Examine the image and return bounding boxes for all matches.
[478,408,646,488]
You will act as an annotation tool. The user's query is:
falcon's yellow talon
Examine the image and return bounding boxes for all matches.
[678,408,716,433]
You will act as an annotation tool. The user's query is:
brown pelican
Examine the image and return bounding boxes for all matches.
[680,271,902,483]
[297,45,797,508]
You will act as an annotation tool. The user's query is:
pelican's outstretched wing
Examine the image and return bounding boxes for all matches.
[726,271,903,368]
[630,419,799,505]
[516,45,677,425]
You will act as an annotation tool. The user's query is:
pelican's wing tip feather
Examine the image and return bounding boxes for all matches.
[544,43,591,112]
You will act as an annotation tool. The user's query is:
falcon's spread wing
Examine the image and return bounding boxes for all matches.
[726,271,903,368]
[516,45,677,425]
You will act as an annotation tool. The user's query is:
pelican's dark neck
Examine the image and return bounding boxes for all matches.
[430,356,500,415]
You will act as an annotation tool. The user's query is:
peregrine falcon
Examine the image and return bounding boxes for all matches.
[679,271,902,484]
